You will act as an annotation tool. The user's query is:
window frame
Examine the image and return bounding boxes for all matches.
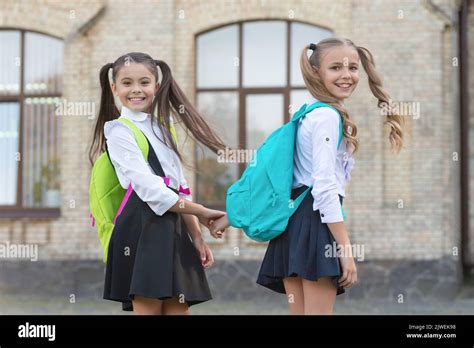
[0,28,63,218]
[194,19,332,208]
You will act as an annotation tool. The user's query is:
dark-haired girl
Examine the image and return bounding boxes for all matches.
[89,52,227,315]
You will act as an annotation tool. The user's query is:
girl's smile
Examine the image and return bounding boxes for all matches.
[335,82,353,90]
[128,96,146,105]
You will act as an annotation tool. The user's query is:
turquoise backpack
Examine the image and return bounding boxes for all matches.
[226,101,344,242]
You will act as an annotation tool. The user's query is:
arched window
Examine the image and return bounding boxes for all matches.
[195,20,331,207]
[0,30,63,217]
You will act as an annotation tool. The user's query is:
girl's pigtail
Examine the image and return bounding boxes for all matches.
[153,59,226,159]
[356,46,404,153]
[89,62,120,166]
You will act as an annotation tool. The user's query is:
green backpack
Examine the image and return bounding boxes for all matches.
[89,117,178,263]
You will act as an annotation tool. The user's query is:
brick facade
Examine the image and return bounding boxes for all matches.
[0,0,470,301]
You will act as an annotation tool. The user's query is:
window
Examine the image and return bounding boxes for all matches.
[195,20,331,206]
[0,30,63,217]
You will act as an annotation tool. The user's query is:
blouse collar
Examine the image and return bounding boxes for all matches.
[120,106,149,122]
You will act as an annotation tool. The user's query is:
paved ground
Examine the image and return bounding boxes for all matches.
[2,288,474,315]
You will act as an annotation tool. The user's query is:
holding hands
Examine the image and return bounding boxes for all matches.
[209,214,230,239]
[197,208,230,239]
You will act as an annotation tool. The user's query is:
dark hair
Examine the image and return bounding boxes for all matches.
[89,52,226,166]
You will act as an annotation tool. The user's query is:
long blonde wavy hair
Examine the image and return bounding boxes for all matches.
[300,37,404,154]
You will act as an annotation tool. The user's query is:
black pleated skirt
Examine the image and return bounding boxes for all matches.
[256,185,346,296]
[103,189,212,311]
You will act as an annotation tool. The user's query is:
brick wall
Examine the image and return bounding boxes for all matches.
[0,0,464,265]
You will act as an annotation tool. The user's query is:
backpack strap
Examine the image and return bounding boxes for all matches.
[144,137,179,195]
[293,102,346,219]
[117,117,180,196]
[292,101,343,148]
[159,116,179,146]
[170,122,179,146]
[291,104,309,123]
[118,117,150,160]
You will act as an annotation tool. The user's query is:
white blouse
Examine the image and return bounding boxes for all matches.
[292,99,355,223]
[104,106,191,216]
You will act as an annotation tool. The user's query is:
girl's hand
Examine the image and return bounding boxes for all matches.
[192,237,214,269]
[338,251,358,288]
[197,208,226,229]
[209,214,230,239]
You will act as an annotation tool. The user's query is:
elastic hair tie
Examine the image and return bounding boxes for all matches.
[107,63,114,82]
[154,60,163,83]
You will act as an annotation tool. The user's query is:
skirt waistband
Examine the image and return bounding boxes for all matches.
[291,185,344,204]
